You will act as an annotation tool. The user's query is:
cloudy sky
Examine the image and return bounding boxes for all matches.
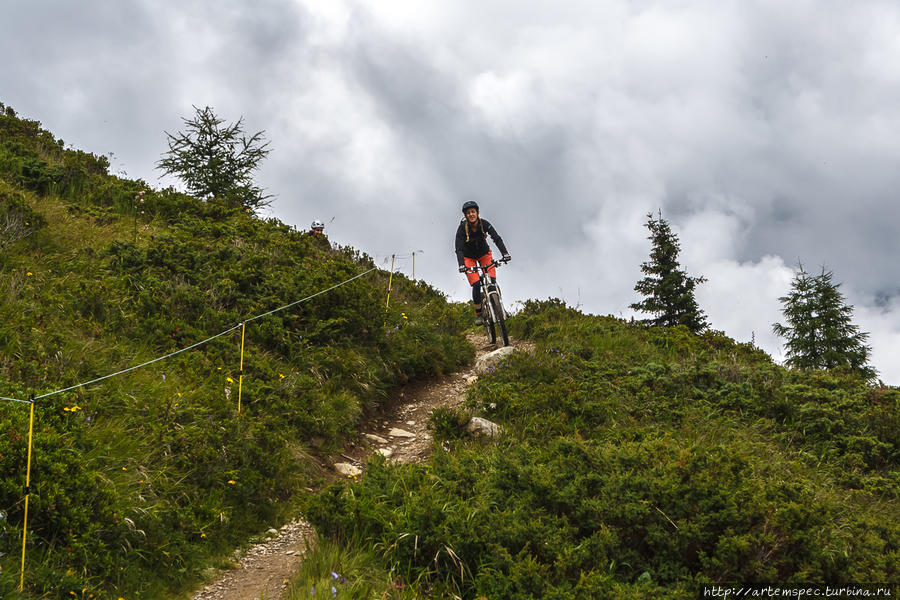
[4,0,900,382]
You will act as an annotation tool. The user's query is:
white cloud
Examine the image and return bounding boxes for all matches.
[698,255,795,357]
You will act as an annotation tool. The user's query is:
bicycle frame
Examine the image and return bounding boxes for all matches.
[465,258,509,345]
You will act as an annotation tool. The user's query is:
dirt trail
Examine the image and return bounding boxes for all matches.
[189,333,531,600]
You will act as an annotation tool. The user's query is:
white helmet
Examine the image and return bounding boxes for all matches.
[311,220,325,230]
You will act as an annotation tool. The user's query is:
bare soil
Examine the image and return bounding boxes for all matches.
[189,333,531,600]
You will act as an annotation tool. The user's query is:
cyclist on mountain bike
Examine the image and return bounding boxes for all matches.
[455,201,511,324]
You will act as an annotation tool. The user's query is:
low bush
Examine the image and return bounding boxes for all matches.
[0,105,472,598]
[306,300,900,598]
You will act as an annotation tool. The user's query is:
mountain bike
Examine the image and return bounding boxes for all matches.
[466,258,510,346]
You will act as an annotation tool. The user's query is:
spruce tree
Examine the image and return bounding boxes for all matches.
[773,265,873,376]
[630,211,709,332]
[157,106,271,210]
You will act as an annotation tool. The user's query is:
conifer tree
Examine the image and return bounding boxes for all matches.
[157,106,271,210]
[630,211,708,332]
[773,265,873,376]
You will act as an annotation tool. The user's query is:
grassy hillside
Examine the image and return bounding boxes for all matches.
[0,103,472,598]
[3,102,898,599]
[304,300,900,598]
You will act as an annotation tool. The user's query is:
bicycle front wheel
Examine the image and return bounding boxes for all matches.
[482,288,497,345]
[490,292,509,346]
[483,315,496,345]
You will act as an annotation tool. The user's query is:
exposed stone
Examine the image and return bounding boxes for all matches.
[465,375,478,386]
[466,416,502,438]
[388,427,415,438]
[377,447,394,458]
[474,346,517,373]
[334,462,362,477]
[364,433,388,444]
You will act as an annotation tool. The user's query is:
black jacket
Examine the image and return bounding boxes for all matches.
[455,218,508,266]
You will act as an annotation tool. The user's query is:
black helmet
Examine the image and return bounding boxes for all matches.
[461,201,479,214]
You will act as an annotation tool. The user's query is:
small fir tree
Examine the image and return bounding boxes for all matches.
[630,211,709,332]
[157,105,271,210]
[773,265,873,376]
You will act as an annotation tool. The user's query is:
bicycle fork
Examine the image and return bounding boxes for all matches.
[485,283,506,320]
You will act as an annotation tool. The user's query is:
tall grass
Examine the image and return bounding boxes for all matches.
[285,538,423,600]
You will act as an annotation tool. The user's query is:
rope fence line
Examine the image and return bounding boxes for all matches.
[28,266,378,402]
[1,395,31,405]
[4,264,385,590]
[32,324,243,401]
[0,267,383,407]
[2,254,402,589]
[243,267,377,324]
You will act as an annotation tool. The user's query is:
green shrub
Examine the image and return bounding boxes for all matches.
[307,301,900,598]
[0,105,474,598]
[428,407,471,442]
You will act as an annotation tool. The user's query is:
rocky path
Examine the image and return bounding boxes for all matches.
[189,334,530,600]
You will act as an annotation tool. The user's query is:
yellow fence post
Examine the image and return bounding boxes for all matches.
[19,395,35,592]
[237,322,246,415]
[386,254,396,308]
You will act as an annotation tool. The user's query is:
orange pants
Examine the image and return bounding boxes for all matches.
[464,252,495,286]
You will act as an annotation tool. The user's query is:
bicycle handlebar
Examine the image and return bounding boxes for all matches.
[463,257,509,274]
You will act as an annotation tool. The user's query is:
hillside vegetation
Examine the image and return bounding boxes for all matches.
[0,103,471,598]
[304,301,899,598]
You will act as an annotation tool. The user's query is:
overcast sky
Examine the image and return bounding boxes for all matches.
[4,0,900,382]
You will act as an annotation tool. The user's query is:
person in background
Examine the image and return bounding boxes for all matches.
[455,201,510,324]
[309,219,325,237]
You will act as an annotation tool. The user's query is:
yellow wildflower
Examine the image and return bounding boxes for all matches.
[122,467,127,471]
[278,373,285,379]
[26,272,33,277]
[227,479,236,485]
[226,377,234,383]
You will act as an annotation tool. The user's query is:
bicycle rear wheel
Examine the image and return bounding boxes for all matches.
[490,292,509,346]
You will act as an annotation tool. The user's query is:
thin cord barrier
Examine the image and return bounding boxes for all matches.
[1,395,31,405]
[32,324,243,401]
[32,266,379,401]
[244,267,377,324]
